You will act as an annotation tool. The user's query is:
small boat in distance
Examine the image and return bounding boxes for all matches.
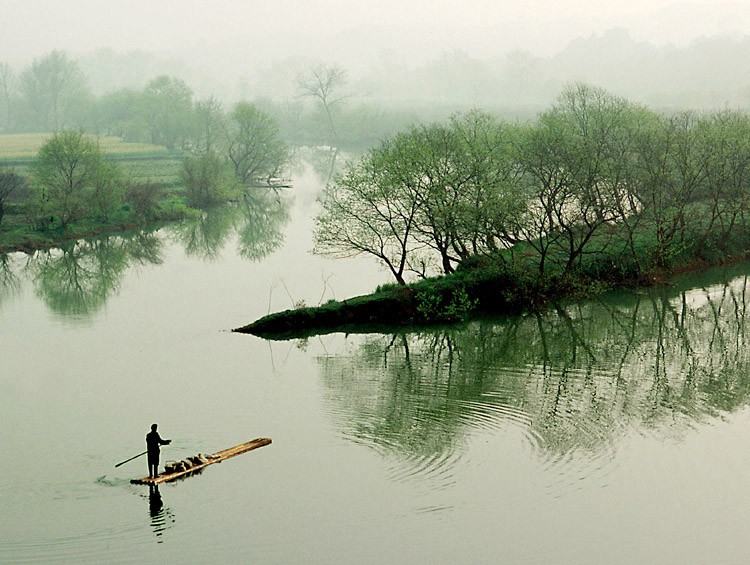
[131,437,272,485]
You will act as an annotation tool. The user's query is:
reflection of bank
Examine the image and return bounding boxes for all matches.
[318,268,750,464]
[28,231,164,318]
[147,484,174,542]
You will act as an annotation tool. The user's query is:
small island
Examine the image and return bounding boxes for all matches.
[237,85,750,339]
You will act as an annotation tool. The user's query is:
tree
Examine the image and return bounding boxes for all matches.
[181,151,236,207]
[389,113,523,275]
[0,62,14,131]
[297,65,347,143]
[225,102,288,186]
[96,88,149,140]
[125,181,164,222]
[191,97,225,155]
[629,111,712,267]
[0,169,25,226]
[697,111,750,250]
[514,84,643,276]
[19,51,88,131]
[90,160,124,221]
[314,112,524,281]
[314,149,422,285]
[142,75,193,149]
[32,131,116,228]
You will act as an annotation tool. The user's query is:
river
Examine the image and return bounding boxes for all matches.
[2,161,750,564]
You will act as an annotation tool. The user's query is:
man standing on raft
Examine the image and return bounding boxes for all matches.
[146,424,171,478]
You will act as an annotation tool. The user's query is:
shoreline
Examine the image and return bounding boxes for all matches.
[234,251,750,340]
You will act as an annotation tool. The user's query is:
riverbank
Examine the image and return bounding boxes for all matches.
[0,196,196,254]
[235,242,750,340]
[232,264,602,340]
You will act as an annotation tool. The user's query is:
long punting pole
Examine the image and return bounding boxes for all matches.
[114,450,148,468]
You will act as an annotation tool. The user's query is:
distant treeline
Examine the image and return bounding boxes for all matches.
[0,51,419,150]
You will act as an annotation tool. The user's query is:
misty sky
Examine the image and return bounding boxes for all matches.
[2,0,749,67]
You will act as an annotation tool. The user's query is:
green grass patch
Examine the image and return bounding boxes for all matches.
[0,133,168,159]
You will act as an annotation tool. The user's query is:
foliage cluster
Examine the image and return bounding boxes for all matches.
[314,84,750,298]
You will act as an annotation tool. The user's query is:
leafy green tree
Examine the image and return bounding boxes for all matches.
[95,88,149,140]
[181,151,237,208]
[0,62,14,132]
[697,111,750,250]
[143,75,193,149]
[191,96,225,155]
[90,160,124,221]
[125,181,164,222]
[314,147,422,285]
[628,111,712,267]
[225,102,288,186]
[0,169,25,227]
[32,131,118,228]
[515,84,648,275]
[19,51,89,131]
[315,112,523,280]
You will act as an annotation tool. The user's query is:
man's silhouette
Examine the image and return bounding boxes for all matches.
[146,424,171,478]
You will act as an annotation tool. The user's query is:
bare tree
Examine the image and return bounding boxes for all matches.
[297,65,347,144]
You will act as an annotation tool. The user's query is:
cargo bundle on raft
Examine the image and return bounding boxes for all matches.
[131,437,272,485]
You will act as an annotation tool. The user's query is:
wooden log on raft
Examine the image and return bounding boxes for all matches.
[131,437,272,485]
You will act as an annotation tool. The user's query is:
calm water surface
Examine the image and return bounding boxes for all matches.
[2,163,750,564]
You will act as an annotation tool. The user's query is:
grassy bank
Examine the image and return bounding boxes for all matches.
[233,263,601,340]
[236,204,750,339]
[0,133,189,253]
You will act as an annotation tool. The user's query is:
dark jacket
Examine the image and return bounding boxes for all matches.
[146,430,169,455]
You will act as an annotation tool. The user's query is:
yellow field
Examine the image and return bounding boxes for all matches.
[0,133,168,159]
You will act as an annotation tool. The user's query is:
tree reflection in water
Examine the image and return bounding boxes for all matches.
[29,232,163,318]
[236,190,289,261]
[318,266,750,484]
[0,252,20,310]
[2,194,289,319]
[171,191,289,262]
[171,205,237,261]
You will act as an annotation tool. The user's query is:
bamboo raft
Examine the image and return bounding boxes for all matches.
[131,437,272,485]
